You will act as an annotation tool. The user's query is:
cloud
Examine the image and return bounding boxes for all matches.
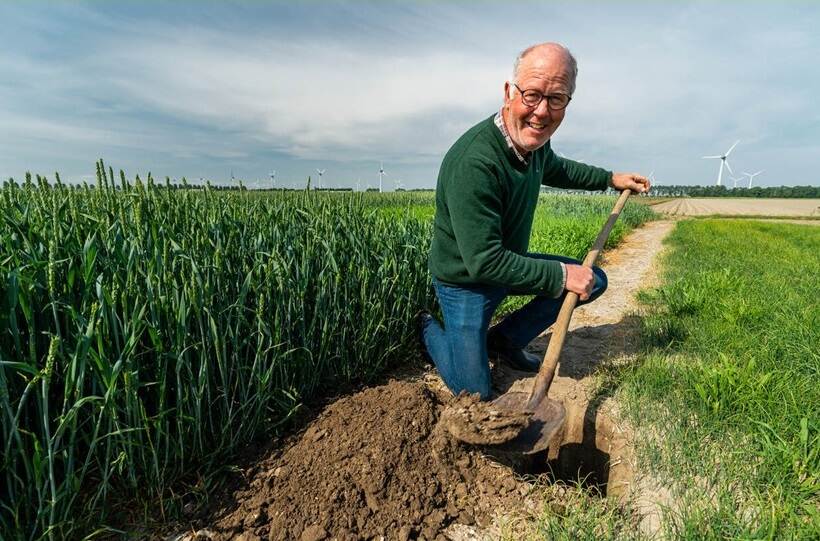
[90,29,506,161]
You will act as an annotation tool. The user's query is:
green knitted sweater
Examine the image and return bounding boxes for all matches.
[428,114,611,297]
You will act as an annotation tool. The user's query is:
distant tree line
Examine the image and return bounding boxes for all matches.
[646,184,820,198]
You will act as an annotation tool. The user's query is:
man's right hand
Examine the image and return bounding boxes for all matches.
[565,264,594,300]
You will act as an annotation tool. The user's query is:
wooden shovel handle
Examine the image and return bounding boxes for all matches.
[526,189,632,410]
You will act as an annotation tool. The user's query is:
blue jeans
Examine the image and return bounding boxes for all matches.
[422,254,608,400]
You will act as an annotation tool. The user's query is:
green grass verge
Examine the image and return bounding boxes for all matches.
[518,220,818,540]
[624,219,819,538]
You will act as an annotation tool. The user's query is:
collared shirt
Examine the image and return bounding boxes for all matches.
[494,109,529,165]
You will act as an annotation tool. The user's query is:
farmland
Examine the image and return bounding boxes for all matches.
[0,171,656,539]
[652,197,820,217]
[3,170,818,539]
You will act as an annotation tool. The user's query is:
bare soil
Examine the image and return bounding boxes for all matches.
[652,197,820,217]
[183,381,535,541]
[438,392,531,446]
[168,220,675,541]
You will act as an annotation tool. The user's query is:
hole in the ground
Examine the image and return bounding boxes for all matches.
[483,444,610,497]
[487,402,632,499]
[540,443,610,496]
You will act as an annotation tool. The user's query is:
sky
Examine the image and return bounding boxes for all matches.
[2,1,819,190]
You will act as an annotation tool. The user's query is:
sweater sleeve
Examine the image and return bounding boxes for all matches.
[540,148,611,191]
[446,158,566,297]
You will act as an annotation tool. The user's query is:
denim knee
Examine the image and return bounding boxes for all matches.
[577,265,607,305]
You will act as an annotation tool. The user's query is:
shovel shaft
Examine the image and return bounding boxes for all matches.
[526,189,632,410]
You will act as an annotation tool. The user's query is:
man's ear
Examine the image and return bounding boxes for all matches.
[504,81,514,103]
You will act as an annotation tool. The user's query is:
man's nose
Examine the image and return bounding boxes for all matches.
[532,98,553,119]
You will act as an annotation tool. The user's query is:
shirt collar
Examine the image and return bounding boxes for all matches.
[494,108,529,165]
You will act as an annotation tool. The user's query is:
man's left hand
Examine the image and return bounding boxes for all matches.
[610,173,651,194]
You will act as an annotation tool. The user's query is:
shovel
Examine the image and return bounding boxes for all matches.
[492,189,632,454]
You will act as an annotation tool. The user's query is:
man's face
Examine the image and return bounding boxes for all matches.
[502,52,573,154]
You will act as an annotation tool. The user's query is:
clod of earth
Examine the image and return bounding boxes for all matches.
[438,391,531,446]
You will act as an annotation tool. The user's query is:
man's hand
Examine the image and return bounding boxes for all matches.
[610,172,651,194]
[565,264,594,300]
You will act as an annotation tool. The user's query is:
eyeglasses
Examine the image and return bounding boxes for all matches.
[513,83,572,110]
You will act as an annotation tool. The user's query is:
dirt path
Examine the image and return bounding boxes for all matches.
[171,220,675,541]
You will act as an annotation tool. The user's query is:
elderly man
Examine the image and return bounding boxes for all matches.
[420,42,650,400]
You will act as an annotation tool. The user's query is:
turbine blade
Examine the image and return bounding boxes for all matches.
[702,155,721,159]
[724,160,733,175]
[725,140,740,156]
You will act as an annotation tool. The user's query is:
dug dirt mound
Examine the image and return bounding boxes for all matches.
[208,380,532,540]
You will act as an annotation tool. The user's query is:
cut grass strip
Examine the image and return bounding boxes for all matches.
[621,220,820,538]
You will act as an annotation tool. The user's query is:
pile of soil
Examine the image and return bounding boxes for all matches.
[205,381,534,541]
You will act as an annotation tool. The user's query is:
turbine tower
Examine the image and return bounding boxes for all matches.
[316,169,325,189]
[269,170,276,188]
[743,170,763,188]
[702,140,740,186]
[645,171,656,196]
[729,175,745,189]
[379,162,386,193]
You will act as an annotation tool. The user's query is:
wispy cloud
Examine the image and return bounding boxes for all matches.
[95,33,504,160]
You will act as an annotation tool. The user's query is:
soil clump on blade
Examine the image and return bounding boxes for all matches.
[439,391,530,446]
[205,381,533,540]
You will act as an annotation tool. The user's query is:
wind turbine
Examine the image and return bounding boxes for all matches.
[394,178,405,191]
[379,162,386,193]
[730,175,744,189]
[702,140,739,186]
[743,170,763,188]
[643,171,656,196]
[316,169,325,189]
[356,178,361,192]
[269,170,276,188]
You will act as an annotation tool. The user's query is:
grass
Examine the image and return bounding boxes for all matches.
[518,219,819,540]
[623,220,819,538]
[0,168,656,540]
[507,481,642,541]
[689,215,820,221]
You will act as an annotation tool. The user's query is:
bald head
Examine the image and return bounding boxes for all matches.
[512,42,578,95]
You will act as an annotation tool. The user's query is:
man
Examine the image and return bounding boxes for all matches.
[420,42,650,400]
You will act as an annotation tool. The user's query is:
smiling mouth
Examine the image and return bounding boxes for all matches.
[527,121,546,131]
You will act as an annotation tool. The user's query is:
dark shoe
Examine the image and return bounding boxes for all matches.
[414,310,435,365]
[487,330,541,372]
